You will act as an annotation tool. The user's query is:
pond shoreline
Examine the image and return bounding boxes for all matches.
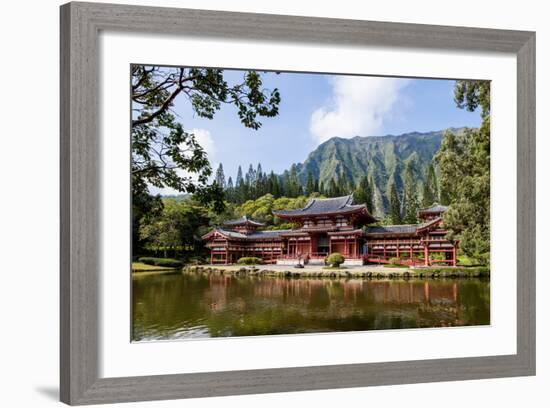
[181,264,489,279]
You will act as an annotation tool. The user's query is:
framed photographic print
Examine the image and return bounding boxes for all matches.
[60,1,535,405]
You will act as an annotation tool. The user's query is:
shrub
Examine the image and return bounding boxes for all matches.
[389,257,401,265]
[326,253,345,268]
[237,257,262,265]
[138,257,183,268]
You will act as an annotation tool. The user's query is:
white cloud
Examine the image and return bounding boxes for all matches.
[149,128,216,196]
[179,128,218,181]
[310,76,410,144]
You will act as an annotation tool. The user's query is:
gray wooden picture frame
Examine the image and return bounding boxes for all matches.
[60,1,536,405]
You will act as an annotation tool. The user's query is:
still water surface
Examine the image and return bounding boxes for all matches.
[132,271,490,341]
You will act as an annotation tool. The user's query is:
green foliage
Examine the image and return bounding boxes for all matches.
[237,257,262,265]
[435,80,491,265]
[421,163,438,207]
[138,257,183,268]
[402,161,419,223]
[131,66,281,213]
[234,194,312,227]
[326,253,345,267]
[354,175,375,213]
[389,181,402,224]
[139,198,210,257]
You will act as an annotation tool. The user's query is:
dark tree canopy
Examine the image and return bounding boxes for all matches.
[131,66,281,212]
[436,80,491,264]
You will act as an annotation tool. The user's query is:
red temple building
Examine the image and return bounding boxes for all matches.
[202,195,457,267]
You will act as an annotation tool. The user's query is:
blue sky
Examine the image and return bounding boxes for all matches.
[161,69,482,190]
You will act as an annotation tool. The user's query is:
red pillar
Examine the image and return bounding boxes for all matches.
[452,244,457,266]
[424,244,429,266]
[344,237,348,257]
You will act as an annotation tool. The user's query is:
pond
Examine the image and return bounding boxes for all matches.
[132,271,490,341]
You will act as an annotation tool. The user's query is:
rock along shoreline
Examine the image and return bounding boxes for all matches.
[182,265,490,279]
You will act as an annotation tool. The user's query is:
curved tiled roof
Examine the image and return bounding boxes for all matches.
[418,203,448,215]
[273,194,373,220]
[222,216,265,227]
[365,224,420,236]
[202,228,289,241]
[365,217,444,237]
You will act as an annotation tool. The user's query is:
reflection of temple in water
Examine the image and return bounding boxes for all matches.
[201,274,466,327]
[204,274,458,306]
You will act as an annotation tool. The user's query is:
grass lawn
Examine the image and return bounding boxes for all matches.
[131,262,177,272]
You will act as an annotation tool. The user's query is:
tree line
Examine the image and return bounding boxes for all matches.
[214,159,443,227]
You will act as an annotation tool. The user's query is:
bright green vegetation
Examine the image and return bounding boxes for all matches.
[138,257,183,268]
[325,253,345,268]
[457,255,481,266]
[237,257,262,265]
[132,262,177,272]
[132,272,490,340]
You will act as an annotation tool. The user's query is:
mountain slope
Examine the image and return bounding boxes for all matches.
[294,128,464,216]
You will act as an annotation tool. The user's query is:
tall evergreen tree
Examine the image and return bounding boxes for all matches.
[236,165,244,186]
[354,176,368,204]
[389,181,402,224]
[235,165,247,203]
[403,162,419,223]
[305,172,314,196]
[214,163,226,188]
[328,178,339,197]
[225,176,234,202]
[366,175,375,214]
[421,163,438,207]
[288,164,301,197]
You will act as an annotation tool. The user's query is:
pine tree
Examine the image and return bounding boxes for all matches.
[354,176,368,204]
[236,165,244,186]
[365,175,375,214]
[403,162,419,223]
[305,172,314,196]
[389,181,402,224]
[269,171,280,197]
[289,164,300,197]
[328,178,339,197]
[225,176,234,202]
[421,163,438,207]
[235,165,246,203]
[214,163,226,189]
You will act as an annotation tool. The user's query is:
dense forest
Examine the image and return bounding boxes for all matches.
[131,65,490,264]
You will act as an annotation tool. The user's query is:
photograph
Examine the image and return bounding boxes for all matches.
[130,65,491,341]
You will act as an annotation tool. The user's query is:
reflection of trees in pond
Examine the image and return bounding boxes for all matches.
[132,273,490,340]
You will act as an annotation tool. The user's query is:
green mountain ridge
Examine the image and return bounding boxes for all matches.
[293,128,467,216]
